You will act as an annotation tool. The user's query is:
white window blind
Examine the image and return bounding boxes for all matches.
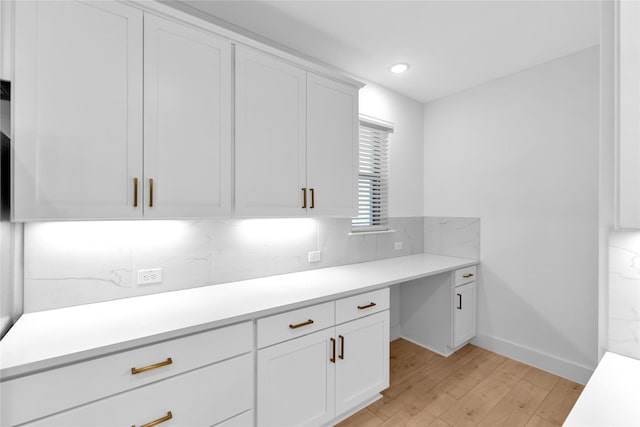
[352,118,392,232]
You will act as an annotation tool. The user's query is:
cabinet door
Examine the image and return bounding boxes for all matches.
[334,311,389,416]
[257,328,335,427]
[13,1,143,220]
[453,281,477,348]
[235,46,306,217]
[617,0,640,228]
[144,14,231,218]
[306,73,358,217]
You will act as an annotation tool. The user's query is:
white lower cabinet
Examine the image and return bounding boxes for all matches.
[2,322,253,427]
[257,328,336,427]
[453,281,477,348]
[215,410,254,427]
[334,312,389,416]
[24,354,252,427]
[257,289,390,427]
[400,265,477,356]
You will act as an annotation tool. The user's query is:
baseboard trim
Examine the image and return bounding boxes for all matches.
[472,333,594,385]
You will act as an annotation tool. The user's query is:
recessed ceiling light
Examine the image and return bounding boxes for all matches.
[390,63,409,74]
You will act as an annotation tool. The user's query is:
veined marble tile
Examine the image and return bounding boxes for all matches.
[24,216,426,312]
[316,218,357,269]
[609,231,640,360]
[424,217,480,259]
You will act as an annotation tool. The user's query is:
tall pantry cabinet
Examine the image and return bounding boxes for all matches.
[13,2,232,220]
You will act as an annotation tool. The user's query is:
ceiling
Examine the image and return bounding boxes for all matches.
[176,1,600,103]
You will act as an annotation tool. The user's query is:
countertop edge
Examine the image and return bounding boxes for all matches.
[1,253,478,380]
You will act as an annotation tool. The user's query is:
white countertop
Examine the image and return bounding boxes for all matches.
[0,253,476,380]
[563,352,640,426]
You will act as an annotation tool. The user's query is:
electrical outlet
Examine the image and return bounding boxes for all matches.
[137,268,163,285]
[394,241,403,251]
[308,251,321,263]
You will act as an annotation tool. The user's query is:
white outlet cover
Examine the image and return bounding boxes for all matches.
[308,251,321,263]
[137,268,163,285]
[394,242,403,250]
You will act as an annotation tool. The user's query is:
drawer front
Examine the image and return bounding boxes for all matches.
[257,301,334,349]
[454,265,477,286]
[214,410,253,426]
[24,353,253,427]
[1,322,252,426]
[335,288,390,325]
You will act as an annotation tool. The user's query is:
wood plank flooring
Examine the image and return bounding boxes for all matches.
[337,339,583,427]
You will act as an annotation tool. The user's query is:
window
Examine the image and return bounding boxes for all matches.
[352,116,392,232]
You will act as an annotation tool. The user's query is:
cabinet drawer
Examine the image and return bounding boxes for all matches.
[454,265,477,286]
[24,353,253,427]
[336,288,390,325]
[1,322,252,426]
[257,301,334,349]
[214,410,253,426]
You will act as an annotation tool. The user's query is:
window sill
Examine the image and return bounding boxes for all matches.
[348,229,396,236]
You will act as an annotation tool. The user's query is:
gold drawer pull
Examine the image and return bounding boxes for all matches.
[149,178,154,208]
[289,319,314,329]
[462,273,474,278]
[330,337,336,363]
[133,177,139,208]
[133,411,173,427]
[301,188,307,209]
[131,357,173,375]
[357,302,377,310]
[310,188,315,209]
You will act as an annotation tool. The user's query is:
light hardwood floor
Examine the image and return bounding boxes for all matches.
[337,339,583,427]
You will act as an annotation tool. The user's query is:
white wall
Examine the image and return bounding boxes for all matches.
[359,83,425,339]
[360,83,424,218]
[423,47,600,383]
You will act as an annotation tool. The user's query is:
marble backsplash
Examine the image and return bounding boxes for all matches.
[24,217,425,312]
[609,231,640,360]
[424,217,481,259]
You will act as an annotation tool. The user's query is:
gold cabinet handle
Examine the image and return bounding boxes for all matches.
[456,293,462,310]
[132,411,173,427]
[149,178,154,207]
[289,319,314,329]
[462,273,474,278]
[330,337,336,363]
[339,335,344,360]
[301,187,307,209]
[357,302,377,310]
[133,177,139,208]
[310,188,315,209]
[131,357,173,375]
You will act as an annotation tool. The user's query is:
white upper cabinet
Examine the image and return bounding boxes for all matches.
[235,47,358,217]
[235,46,307,217]
[144,14,231,218]
[617,0,640,229]
[13,3,232,220]
[307,73,358,217]
[13,2,357,221]
[13,1,143,220]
